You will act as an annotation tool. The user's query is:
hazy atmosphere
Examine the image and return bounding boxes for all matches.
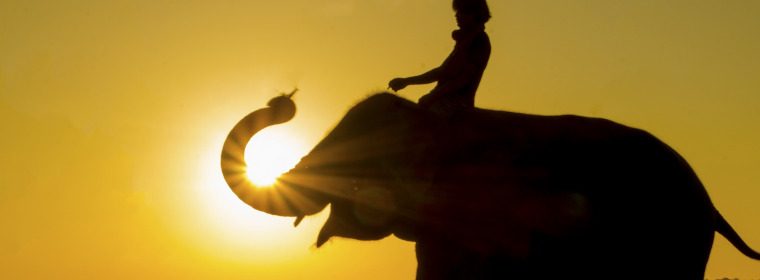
[2,0,759,278]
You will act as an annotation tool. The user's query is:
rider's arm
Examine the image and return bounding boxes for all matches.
[389,67,442,91]
[403,67,442,85]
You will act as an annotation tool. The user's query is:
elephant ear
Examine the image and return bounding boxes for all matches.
[309,93,437,245]
[351,186,397,227]
[316,186,397,247]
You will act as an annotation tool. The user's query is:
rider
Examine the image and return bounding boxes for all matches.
[389,0,491,117]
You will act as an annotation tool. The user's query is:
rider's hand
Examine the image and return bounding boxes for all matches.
[388,78,408,91]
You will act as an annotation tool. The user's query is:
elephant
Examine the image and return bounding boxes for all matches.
[221,92,760,279]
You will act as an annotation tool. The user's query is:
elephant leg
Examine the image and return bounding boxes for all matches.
[648,222,714,279]
[590,209,715,279]
[415,239,490,280]
[415,240,464,280]
[415,238,529,280]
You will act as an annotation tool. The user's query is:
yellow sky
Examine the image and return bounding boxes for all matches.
[1,0,759,279]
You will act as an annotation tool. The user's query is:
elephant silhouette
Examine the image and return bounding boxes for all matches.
[221,93,760,279]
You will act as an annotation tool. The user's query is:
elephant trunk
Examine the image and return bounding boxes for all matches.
[220,94,328,218]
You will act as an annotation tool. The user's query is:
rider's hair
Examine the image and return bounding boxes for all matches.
[453,0,491,24]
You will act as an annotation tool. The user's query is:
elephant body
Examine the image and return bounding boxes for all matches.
[409,101,715,278]
[221,93,759,279]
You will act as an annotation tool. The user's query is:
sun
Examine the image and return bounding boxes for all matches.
[244,126,306,186]
[188,122,323,263]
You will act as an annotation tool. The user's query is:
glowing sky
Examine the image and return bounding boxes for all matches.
[1,0,759,278]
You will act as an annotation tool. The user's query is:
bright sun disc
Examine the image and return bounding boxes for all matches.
[244,126,306,186]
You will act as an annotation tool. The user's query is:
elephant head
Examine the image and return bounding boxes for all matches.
[221,93,436,246]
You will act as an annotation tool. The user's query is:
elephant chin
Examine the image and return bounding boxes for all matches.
[221,94,329,218]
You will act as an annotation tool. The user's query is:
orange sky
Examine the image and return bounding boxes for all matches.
[2,0,759,279]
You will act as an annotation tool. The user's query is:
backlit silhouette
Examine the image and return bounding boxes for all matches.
[221,93,760,279]
[389,0,491,117]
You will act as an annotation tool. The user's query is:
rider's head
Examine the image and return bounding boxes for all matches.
[453,0,491,28]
